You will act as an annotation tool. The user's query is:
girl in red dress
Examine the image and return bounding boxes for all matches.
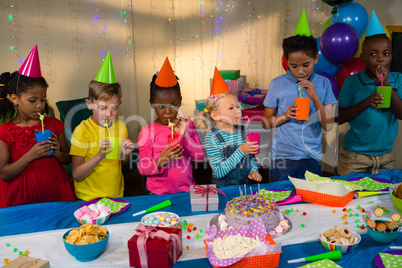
[0,50,75,208]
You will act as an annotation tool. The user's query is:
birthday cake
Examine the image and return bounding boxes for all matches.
[225,194,282,232]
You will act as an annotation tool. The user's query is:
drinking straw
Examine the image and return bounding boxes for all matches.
[38,112,45,133]
[239,116,251,133]
[132,200,172,217]
[298,85,303,98]
[380,74,384,87]
[104,120,111,137]
[168,119,174,138]
[390,246,402,250]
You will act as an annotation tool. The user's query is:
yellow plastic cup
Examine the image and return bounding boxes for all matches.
[105,137,120,160]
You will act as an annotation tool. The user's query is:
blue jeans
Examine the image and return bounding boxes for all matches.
[269,158,321,182]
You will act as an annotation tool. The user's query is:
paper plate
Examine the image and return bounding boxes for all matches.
[252,189,296,204]
[80,198,129,215]
[348,177,392,191]
[374,250,402,268]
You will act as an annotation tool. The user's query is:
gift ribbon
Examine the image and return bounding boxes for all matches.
[135,223,182,268]
[194,185,226,211]
[238,88,261,102]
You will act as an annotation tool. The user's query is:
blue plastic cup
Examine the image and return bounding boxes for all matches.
[34,130,53,156]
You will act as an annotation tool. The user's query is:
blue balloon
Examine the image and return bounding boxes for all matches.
[320,23,359,65]
[315,71,340,99]
[332,2,368,38]
[314,37,339,77]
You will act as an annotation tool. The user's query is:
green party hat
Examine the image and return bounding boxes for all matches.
[294,10,311,36]
[95,51,117,83]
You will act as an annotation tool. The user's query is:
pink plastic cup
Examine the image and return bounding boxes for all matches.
[247,132,260,154]
[167,134,183,149]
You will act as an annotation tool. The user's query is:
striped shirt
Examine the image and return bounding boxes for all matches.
[204,126,258,179]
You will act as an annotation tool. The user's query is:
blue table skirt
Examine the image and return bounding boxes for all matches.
[1,170,401,267]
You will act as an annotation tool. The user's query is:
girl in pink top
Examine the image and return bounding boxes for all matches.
[138,70,204,195]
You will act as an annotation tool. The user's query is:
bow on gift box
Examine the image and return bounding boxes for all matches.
[194,185,226,211]
[238,89,261,102]
[135,224,182,268]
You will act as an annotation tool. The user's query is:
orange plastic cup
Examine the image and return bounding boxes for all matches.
[295,98,310,120]
[167,134,183,149]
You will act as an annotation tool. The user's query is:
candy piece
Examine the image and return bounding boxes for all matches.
[4,259,10,264]
[361,209,366,213]
[354,213,359,217]
[302,212,307,216]
[185,246,190,250]
[388,221,398,230]
[391,213,401,222]
[19,251,23,255]
[374,208,384,217]
[295,209,300,213]
[344,221,348,224]
[367,219,376,229]
[186,235,191,239]
[343,208,347,212]
[300,223,305,227]
[332,209,336,213]
[385,209,390,213]
[193,227,197,231]
[13,248,18,253]
[195,234,201,239]
[6,243,10,247]
[368,201,373,204]
[360,225,366,229]
[376,223,386,232]
[199,229,204,233]
[355,219,360,223]
[182,220,188,226]
[187,228,192,232]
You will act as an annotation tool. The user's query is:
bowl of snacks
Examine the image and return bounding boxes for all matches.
[366,214,401,244]
[74,203,111,225]
[63,223,109,262]
[390,183,402,212]
[318,226,361,254]
[141,211,180,228]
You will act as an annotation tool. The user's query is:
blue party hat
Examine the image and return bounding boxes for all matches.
[365,10,386,37]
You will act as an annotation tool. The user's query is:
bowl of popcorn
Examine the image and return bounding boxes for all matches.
[141,211,180,228]
[63,223,109,262]
[318,226,361,254]
[74,202,111,225]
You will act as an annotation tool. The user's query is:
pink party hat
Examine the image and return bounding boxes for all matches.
[365,10,386,37]
[18,45,42,78]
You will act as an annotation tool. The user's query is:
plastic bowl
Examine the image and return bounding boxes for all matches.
[318,229,361,254]
[141,211,180,228]
[391,189,402,212]
[367,226,400,244]
[75,211,111,225]
[63,229,109,262]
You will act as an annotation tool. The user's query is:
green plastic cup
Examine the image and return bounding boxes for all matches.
[105,137,120,160]
[376,86,392,108]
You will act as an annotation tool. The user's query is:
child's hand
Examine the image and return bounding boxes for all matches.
[376,65,390,86]
[173,116,190,136]
[27,141,53,160]
[97,139,113,159]
[121,138,135,156]
[156,145,183,168]
[239,141,258,155]
[285,104,298,120]
[366,93,384,110]
[298,79,318,99]
[248,171,262,182]
[48,133,60,156]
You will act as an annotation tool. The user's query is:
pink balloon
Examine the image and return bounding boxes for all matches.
[337,58,366,89]
[281,54,288,71]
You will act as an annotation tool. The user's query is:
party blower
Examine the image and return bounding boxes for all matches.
[132,200,172,217]
[239,116,260,154]
[287,250,342,264]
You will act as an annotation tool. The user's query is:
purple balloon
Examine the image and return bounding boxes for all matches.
[315,71,340,99]
[320,23,359,65]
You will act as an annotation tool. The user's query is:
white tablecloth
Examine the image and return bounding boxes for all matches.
[0,194,396,267]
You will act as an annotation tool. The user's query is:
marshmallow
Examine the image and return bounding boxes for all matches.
[81,214,91,220]
[88,204,99,214]
[74,210,84,218]
[80,206,92,214]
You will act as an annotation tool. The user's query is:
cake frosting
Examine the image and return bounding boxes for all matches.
[225,193,282,232]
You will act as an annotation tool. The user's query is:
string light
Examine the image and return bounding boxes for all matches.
[121,0,134,58]
[95,0,109,60]
[8,0,22,66]
[69,0,83,71]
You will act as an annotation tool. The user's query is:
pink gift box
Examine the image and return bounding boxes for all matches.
[237,88,268,104]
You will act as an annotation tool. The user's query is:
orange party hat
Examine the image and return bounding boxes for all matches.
[155,57,178,88]
[210,67,230,95]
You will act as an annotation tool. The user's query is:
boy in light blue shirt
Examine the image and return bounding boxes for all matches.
[262,35,336,182]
